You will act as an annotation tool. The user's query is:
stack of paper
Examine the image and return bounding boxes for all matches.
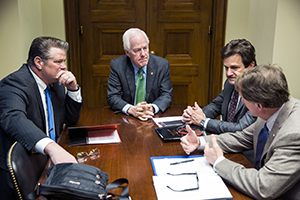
[151,156,233,200]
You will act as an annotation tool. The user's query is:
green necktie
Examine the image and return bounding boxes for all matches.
[135,68,145,104]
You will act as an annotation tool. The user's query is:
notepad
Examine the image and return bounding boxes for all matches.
[150,156,233,200]
[68,124,121,146]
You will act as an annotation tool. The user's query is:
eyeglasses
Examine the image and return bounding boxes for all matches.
[166,172,199,192]
[176,125,204,136]
[76,148,100,163]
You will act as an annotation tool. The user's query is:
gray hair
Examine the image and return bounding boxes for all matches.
[122,28,149,52]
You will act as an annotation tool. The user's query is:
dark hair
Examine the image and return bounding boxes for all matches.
[235,64,289,108]
[27,37,69,66]
[221,39,257,67]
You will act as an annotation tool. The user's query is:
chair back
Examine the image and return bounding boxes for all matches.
[6,141,48,200]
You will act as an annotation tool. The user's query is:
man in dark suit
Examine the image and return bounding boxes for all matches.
[0,37,82,199]
[181,65,300,199]
[182,39,257,134]
[107,28,173,121]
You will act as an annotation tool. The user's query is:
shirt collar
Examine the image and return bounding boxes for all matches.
[266,103,285,132]
[131,61,147,74]
[28,65,47,91]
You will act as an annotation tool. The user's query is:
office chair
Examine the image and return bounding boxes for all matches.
[6,141,48,200]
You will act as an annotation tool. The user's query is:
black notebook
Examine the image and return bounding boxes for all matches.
[155,124,207,141]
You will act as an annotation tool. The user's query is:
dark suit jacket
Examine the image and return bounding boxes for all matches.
[107,54,173,113]
[0,64,82,173]
[204,97,300,199]
[202,79,256,133]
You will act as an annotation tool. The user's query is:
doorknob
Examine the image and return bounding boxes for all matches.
[150,51,155,55]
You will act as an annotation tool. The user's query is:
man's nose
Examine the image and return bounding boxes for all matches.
[226,68,233,76]
[140,48,147,56]
[60,63,67,70]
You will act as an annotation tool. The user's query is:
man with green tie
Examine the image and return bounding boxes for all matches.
[107,28,173,121]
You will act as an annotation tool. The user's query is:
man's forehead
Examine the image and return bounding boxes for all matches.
[223,54,245,68]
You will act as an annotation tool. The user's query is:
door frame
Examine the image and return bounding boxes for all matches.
[64,0,227,105]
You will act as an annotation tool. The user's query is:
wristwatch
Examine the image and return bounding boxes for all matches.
[200,118,206,128]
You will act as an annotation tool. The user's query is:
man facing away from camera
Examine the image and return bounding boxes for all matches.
[181,64,300,199]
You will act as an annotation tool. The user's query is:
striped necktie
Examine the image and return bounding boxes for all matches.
[45,87,56,142]
[227,90,239,122]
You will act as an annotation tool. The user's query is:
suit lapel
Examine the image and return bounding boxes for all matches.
[263,99,293,155]
[146,57,156,101]
[125,59,136,102]
[24,65,47,131]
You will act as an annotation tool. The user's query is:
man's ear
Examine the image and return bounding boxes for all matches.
[257,103,263,111]
[248,61,255,69]
[34,56,43,70]
[125,50,130,57]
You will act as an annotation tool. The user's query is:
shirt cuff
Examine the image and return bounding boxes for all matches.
[123,104,132,115]
[203,118,210,128]
[198,137,206,150]
[152,104,159,114]
[67,87,82,103]
[34,137,54,155]
[213,156,226,171]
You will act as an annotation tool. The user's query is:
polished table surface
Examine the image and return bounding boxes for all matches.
[57,106,254,200]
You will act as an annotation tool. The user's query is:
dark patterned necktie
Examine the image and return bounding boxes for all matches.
[135,68,145,104]
[255,123,269,169]
[227,90,239,122]
[45,87,56,142]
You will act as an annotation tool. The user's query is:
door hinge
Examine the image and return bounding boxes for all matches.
[208,26,212,35]
[79,26,84,35]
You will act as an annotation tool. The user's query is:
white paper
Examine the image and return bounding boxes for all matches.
[152,157,233,200]
[87,129,121,144]
[152,116,183,127]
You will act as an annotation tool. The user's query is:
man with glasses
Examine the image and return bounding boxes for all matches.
[107,28,173,121]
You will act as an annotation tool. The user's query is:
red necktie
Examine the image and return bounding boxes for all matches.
[227,90,239,122]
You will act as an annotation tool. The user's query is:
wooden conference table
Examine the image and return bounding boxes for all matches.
[57,106,254,200]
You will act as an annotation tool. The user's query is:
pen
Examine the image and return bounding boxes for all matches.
[170,159,194,165]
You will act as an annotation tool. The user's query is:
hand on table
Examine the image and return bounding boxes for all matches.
[128,102,154,121]
[182,102,205,125]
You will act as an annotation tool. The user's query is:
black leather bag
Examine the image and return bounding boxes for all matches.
[37,163,130,200]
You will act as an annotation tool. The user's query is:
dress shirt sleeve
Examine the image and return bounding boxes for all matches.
[34,137,54,154]
[152,104,159,114]
[67,87,82,103]
[122,104,132,115]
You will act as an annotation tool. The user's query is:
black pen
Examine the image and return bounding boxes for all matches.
[170,159,194,165]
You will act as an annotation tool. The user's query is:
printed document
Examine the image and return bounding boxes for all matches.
[151,156,233,200]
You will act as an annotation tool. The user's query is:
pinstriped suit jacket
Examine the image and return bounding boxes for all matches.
[0,64,82,172]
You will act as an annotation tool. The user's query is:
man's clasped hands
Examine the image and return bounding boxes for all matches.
[128,102,154,121]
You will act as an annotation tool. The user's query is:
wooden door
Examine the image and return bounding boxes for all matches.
[64,0,227,108]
